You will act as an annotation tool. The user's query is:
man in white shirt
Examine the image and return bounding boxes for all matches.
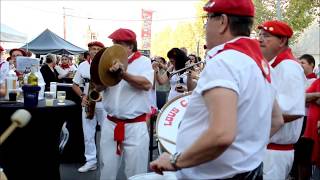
[150,0,283,179]
[98,28,153,180]
[72,41,105,173]
[258,20,306,179]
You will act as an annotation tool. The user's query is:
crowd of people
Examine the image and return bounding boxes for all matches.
[0,0,320,179]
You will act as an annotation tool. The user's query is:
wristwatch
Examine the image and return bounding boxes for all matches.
[170,152,182,170]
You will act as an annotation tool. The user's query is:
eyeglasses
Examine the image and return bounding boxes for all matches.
[202,13,222,26]
[258,32,281,41]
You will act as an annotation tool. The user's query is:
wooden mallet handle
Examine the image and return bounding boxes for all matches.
[0,122,18,145]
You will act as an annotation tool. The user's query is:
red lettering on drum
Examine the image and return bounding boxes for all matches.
[180,99,188,107]
[164,107,180,126]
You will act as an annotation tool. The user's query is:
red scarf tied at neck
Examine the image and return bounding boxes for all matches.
[128,51,141,64]
[306,73,317,79]
[60,63,70,69]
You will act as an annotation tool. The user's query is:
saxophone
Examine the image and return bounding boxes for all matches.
[85,82,101,119]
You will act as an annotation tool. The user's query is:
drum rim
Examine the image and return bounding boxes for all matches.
[155,91,192,154]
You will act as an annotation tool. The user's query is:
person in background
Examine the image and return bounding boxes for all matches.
[180,47,188,56]
[0,45,9,97]
[154,48,189,101]
[150,0,283,179]
[8,48,27,70]
[68,55,78,70]
[299,54,317,87]
[152,56,170,109]
[55,54,74,80]
[292,54,317,180]
[72,41,105,173]
[304,78,320,180]
[258,20,306,179]
[40,54,59,91]
[82,51,90,65]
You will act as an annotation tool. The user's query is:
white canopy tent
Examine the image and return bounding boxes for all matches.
[292,21,320,65]
[0,23,27,43]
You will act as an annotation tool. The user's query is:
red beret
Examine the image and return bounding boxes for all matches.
[0,45,4,52]
[88,41,105,48]
[9,48,27,56]
[203,0,255,17]
[108,28,136,42]
[258,20,293,38]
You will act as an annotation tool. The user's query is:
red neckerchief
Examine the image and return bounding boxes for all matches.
[128,51,142,64]
[60,63,70,69]
[271,48,296,68]
[306,73,317,79]
[210,38,271,83]
[304,78,320,165]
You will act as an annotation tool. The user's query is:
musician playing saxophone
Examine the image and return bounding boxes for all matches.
[72,41,106,173]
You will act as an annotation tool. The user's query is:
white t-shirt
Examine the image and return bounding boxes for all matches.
[103,55,154,119]
[176,37,277,179]
[269,59,306,144]
[55,65,74,78]
[168,73,188,101]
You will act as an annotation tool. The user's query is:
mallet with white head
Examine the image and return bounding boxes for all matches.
[0,109,31,145]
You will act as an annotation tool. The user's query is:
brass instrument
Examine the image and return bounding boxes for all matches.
[169,61,205,77]
[85,48,106,120]
[85,45,128,119]
[85,82,100,119]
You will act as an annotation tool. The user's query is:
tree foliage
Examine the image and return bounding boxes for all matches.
[150,0,319,58]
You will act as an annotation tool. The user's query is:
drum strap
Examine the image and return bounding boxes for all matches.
[107,113,147,155]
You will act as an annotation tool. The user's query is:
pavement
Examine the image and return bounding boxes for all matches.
[60,125,159,180]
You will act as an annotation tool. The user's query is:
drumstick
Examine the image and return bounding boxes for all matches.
[157,136,176,145]
[0,109,31,145]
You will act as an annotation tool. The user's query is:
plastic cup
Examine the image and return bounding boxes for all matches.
[44,91,55,106]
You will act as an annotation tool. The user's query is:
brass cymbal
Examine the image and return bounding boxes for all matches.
[98,44,128,86]
[90,47,107,86]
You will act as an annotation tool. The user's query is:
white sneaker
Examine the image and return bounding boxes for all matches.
[77,163,97,173]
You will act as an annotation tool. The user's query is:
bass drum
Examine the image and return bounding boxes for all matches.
[156,92,191,154]
[129,172,177,180]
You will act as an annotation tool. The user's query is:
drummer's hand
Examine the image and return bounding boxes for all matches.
[81,95,89,107]
[150,152,176,175]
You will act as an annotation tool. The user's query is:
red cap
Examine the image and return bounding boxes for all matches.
[88,41,105,48]
[258,20,293,38]
[108,28,136,42]
[203,0,255,17]
[0,45,4,52]
[9,48,27,56]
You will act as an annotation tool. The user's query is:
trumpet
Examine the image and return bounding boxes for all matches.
[169,61,205,77]
[85,82,101,120]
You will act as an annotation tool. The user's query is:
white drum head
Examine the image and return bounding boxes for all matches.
[156,92,191,154]
[129,172,177,180]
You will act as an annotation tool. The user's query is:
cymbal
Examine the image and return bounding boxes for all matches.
[98,44,128,86]
[90,47,107,86]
